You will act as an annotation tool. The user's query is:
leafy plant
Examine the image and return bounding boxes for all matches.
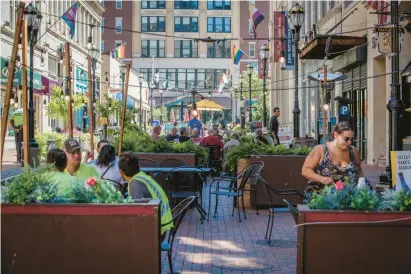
[173,141,209,166]
[2,170,59,205]
[96,94,139,126]
[46,86,86,128]
[35,132,66,159]
[380,189,411,211]
[93,181,133,204]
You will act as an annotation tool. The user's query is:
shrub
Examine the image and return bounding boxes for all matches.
[35,132,66,159]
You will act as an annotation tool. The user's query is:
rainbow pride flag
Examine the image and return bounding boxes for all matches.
[249,1,265,38]
[232,45,244,65]
[111,43,126,58]
[62,2,78,39]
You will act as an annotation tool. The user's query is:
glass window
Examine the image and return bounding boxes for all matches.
[196,69,206,89]
[207,17,231,33]
[174,17,198,32]
[141,1,165,9]
[249,19,253,35]
[207,41,231,58]
[187,69,196,89]
[101,41,104,52]
[115,18,122,33]
[115,40,122,48]
[178,69,186,89]
[142,16,166,32]
[175,0,198,9]
[174,40,197,58]
[48,56,57,75]
[142,40,148,57]
[207,0,231,10]
[142,40,165,58]
[142,17,148,32]
[116,0,122,9]
[167,69,176,89]
[249,42,255,58]
[101,18,104,33]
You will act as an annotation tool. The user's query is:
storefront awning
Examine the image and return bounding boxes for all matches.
[164,97,185,107]
[299,35,367,60]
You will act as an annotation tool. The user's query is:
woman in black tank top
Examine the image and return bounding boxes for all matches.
[301,122,364,194]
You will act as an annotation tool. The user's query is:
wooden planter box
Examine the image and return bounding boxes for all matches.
[249,155,307,207]
[1,201,161,274]
[297,206,411,274]
[135,152,196,166]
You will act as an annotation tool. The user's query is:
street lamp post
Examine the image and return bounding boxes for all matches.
[138,74,144,127]
[288,3,305,138]
[159,87,165,124]
[88,45,99,132]
[240,74,245,129]
[247,63,254,132]
[150,81,156,125]
[260,43,269,129]
[24,3,42,148]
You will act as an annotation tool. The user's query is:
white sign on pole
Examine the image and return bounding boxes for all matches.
[390,151,411,191]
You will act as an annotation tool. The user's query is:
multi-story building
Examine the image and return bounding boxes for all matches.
[270,0,411,167]
[0,0,104,133]
[131,0,240,124]
[100,0,133,59]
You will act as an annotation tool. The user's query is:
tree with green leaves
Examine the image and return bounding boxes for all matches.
[96,94,138,126]
[230,72,269,123]
[46,86,87,128]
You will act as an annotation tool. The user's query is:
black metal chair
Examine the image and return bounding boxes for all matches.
[256,174,304,244]
[161,196,196,274]
[138,158,159,167]
[217,161,264,215]
[165,167,208,222]
[283,199,300,225]
[208,163,257,222]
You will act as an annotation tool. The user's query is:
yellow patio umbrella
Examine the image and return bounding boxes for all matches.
[189,99,225,111]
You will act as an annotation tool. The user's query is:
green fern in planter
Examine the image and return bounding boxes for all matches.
[380,189,411,211]
[2,170,59,205]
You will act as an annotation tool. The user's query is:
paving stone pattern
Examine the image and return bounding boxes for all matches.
[161,182,298,274]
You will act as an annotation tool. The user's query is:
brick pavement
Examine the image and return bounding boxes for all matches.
[161,165,385,274]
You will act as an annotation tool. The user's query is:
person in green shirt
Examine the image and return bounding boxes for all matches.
[10,108,23,162]
[46,148,75,196]
[62,138,99,179]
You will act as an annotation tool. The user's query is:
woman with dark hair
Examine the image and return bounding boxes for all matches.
[91,144,124,185]
[302,121,364,194]
[46,148,74,195]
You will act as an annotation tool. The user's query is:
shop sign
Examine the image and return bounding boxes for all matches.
[1,57,21,87]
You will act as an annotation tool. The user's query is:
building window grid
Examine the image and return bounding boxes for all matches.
[141,1,166,9]
[207,41,231,58]
[101,41,104,52]
[174,17,198,32]
[101,17,104,33]
[141,40,165,58]
[115,18,122,33]
[116,0,122,9]
[207,0,231,10]
[139,68,229,89]
[174,40,198,58]
[115,40,122,48]
[207,17,231,33]
[174,0,198,9]
[141,16,166,32]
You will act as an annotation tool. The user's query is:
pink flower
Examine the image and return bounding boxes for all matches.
[86,177,97,187]
[334,180,346,191]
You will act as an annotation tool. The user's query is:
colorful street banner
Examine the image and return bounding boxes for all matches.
[111,43,126,59]
[232,45,244,66]
[391,151,411,191]
[284,11,295,70]
[249,1,265,38]
[273,11,286,63]
[0,57,21,87]
[62,2,78,39]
